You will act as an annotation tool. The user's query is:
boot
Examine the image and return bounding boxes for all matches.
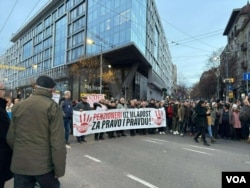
[211,137,216,143]
[247,137,250,144]
[204,142,210,146]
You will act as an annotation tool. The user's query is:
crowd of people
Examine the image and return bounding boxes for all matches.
[1,75,250,187]
[60,92,250,148]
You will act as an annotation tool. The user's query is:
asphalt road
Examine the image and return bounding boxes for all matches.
[5,132,250,188]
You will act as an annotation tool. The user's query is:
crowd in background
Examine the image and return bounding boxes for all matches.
[57,92,250,147]
[5,91,250,147]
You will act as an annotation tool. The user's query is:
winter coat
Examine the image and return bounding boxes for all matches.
[7,88,66,177]
[167,105,173,118]
[0,98,13,182]
[60,98,73,118]
[74,101,92,111]
[231,111,241,129]
[195,104,209,127]
[219,109,232,125]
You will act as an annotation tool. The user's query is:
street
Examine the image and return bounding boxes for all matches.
[5,132,250,188]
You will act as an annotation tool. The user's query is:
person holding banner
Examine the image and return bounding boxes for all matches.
[93,99,107,141]
[128,99,138,136]
[74,96,91,143]
[116,97,127,137]
[139,99,149,135]
[107,99,117,138]
[147,98,157,134]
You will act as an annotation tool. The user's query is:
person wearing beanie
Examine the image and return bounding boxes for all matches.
[7,75,66,187]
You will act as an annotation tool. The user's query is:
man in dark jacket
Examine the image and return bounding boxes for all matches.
[0,82,13,188]
[7,76,66,188]
[73,95,92,143]
[60,90,73,148]
[193,100,210,146]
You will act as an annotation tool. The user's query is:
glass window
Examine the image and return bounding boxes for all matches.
[44,37,52,49]
[36,23,43,33]
[71,46,83,61]
[54,16,67,66]
[72,17,85,33]
[44,27,52,38]
[72,32,84,47]
[44,16,51,27]
[22,40,33,60]
[58,4,65,16]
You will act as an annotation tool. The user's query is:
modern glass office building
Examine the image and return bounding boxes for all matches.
[1,0,175,100]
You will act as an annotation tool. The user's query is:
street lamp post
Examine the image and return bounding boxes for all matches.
[87,38,103,94]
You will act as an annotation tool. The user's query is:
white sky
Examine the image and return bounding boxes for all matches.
[0,0,248,86]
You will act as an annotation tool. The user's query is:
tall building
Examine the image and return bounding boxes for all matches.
[1,0,174,100]
[223,2,250,100]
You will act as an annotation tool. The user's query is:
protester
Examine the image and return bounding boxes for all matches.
[93,99,107,141]
[0,82,13,188]
[60,90,73,148]
[231,104,241,141]
[219,103,232,140]
[116,97,127,137]
[240,96,250,143]
[7,75,66,188]
[139,99,148,135]
[172,100,180,135]
[74,95,91,143]
[147,98,157,134]
[158,100,167,134]
[5,96,13,119]
[167,102,174,133]
[207,102,216,143]
[107,98,117,138]
[193,100,210,146]
[128,99,138,136]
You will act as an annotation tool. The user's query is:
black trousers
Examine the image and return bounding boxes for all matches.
[194,126,207,143]
[14,171,60,188]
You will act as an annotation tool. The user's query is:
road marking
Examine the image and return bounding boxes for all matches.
[84,155,101,163]
[146,138,169,142]
[183,148,213,156]
[187,145,219,151]
[127,174,159,188]
[143,139,163,145]
[245,161,250,164]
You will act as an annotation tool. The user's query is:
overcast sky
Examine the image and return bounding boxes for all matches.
[0,0,248,86]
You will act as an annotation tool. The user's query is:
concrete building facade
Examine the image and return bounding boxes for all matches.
[223,2,250,100]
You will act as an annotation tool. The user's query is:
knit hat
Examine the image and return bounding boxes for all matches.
[232,104,237,109]
[36,75,56,89]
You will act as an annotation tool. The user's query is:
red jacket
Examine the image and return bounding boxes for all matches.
[167,105,173,118]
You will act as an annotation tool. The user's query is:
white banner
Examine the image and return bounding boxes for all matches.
[73,108,166,136]
[81,94,105,107]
